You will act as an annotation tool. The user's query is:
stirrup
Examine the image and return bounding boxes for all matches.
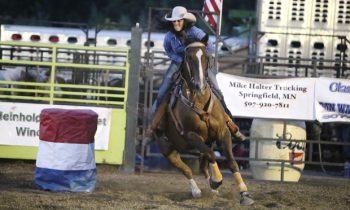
[143,125,166,146]
[142,127,154,146]
[232,130,247,142]
[226,120,238,134]
[224,115,246,141]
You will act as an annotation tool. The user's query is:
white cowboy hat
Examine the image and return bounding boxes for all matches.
[165,6,196,22]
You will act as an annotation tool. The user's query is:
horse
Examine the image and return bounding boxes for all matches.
[153,38,254,206]
[0,66,37,98]
[0,67,65,100]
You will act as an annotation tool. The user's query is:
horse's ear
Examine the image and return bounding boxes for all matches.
[200,34,209,45]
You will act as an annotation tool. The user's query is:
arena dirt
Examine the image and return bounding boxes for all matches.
[0,160,349,210]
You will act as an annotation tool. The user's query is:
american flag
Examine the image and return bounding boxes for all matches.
[202,0,223,32]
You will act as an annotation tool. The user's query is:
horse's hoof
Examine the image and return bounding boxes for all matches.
[211,189,219,195]
[240,191,254,206]
[191,189,202,198]
[209,179,222,190]
[233,131,247,142]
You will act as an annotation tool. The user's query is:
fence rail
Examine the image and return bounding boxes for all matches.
[0,41,131,165]
[0,41,129,108]
[140,38,350,179]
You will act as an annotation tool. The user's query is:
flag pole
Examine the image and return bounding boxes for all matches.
[214,0,223,73]
[218,0,223,36]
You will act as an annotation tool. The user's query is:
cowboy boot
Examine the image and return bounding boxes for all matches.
[216,95,246,142]
[207,84,246,141]
[143,126,155,146]
[224,113,246,141]
[143,101,168,146]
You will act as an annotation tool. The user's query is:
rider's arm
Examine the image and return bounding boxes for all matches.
[164,32,184,63]
[188,26,215,54]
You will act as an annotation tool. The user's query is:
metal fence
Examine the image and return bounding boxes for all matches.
[139,31,350,180]
[0,41,130,165]
[0,41,129,106]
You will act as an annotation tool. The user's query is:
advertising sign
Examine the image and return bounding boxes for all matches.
[0,103,111,150]
[217,73,315,120]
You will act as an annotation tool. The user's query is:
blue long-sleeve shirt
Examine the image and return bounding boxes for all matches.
[163,26,214,63]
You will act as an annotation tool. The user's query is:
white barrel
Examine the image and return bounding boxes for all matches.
[249,119,306,182]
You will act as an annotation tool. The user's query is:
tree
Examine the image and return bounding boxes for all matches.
[0,0,256,34]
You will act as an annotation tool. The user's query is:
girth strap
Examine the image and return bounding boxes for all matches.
[167,88,215,136]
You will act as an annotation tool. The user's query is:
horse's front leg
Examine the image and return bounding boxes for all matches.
[156,136,201,197]
[221,129,254,206]
[199,154,210,179]
[199,154,220,194]
[166,150,202,197]
[187,132,223,190]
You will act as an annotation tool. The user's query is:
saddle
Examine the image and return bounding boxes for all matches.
[149,82,182,133]
[150,81,240,141]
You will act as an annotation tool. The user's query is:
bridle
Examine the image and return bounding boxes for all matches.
[169,42,214,135]
[183,42,209,91]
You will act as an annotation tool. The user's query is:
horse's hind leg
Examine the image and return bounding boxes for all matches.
[199,154,220,194]
[166,150,202,198]
[221,131,254,205]
[199,154,209,179]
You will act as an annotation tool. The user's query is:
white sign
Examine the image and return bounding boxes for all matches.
[315,77,350,123]
[217,73,315,120]
[0,102,111,150]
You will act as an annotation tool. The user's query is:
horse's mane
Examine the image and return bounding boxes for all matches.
[185,42,206,49]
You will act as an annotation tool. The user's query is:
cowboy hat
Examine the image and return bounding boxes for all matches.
[165,6,196,22]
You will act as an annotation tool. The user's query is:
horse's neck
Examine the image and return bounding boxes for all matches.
[180,80,211,109]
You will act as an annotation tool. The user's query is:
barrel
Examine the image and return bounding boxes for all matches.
[35,108,98,192]
[249,119,306,182]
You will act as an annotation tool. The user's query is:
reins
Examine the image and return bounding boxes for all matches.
[179,86,214,128]
[168,42,214,135]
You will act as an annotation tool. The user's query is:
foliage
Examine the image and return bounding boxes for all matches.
[0,0,256,34]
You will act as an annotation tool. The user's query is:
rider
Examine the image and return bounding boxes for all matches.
[145,6,245,141]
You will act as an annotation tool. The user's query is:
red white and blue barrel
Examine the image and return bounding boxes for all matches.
[35,108,98,192]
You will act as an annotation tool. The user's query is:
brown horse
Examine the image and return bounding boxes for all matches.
[155,39,254,205]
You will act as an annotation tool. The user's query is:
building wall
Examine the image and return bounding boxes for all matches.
[256,0,350,77]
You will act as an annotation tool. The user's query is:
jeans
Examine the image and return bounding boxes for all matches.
[208,69,221,97]
[150,61,181,118]
[208,69,235,120]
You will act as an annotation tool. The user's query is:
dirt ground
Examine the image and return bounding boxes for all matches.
[0,160,349,210]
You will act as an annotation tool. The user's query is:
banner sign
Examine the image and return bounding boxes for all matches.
[0,102,111,150]
[217,73,315,120]
[315,77,350,123]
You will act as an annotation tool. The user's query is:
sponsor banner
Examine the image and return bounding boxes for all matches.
[315,77,350,123]
[0,102,111,150]
[217,73,315,120]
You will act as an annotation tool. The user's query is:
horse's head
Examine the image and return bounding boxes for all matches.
[183,35,209,95]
